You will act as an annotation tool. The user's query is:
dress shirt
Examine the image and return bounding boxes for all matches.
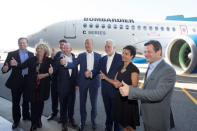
[64,54,73,76]
[147,58,163,78]
[86,51,94,71]
[19,49,29,76]
[106,52,115,73]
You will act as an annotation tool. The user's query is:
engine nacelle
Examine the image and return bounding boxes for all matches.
[165,35,197,75]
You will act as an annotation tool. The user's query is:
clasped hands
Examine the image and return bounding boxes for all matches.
[85,69,91,78]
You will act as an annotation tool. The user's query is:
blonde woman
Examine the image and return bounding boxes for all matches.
[10,42,53,131]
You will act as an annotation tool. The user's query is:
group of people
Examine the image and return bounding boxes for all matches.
[1,37,176,131]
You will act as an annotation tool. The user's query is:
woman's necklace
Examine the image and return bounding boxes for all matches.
[121,64,128,73]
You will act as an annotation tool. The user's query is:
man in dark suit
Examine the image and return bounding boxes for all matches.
[120,40,176,131]
[1,37,34,129]
[56,43,78,131]
[100,40,122,131]
[47,39,66,121]
[67,39,101,131]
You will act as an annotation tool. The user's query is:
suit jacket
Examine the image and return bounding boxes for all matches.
[1,49,34,89]
[56,53,78,98]
[68,52,101,88]
[100,52,122,96]
[18,56,52,102]
[128,60,176,131]
[51,51,63,80]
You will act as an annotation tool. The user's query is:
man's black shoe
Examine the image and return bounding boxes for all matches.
[105,128,112,131]
[69,119,77,128]
[12,122,19,129]
[92,120,96,130]
[62,123,68,131]
[37,119,42,128]
[47,114,56,121]
[29,124,37,131]
[58,119,63,124]
[23,116,31,121]
[78,123,85,131]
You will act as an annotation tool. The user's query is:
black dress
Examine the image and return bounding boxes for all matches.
[112,62,140,129]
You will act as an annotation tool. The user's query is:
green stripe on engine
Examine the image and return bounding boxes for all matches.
[179,43,188,69]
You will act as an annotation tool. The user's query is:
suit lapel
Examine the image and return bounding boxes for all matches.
[143,60,165,88]
[16,50,21,64]
[28,51,32,57]
[70,53,75,78]
[103,56,107,74]
[84,52,87,69]
[93,52,96,69]
[107,53,117,74]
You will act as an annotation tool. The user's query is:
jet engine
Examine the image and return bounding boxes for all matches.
[165,35,197,75]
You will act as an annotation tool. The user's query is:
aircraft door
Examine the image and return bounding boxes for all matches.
[64,21,76,39]
[180,25,188,35]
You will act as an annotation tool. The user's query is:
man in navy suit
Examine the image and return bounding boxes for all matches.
[47,39,66,121]
[68,39,101,131]
[100,40,122,131]
[1,37,33,129]
[54,43,78,131]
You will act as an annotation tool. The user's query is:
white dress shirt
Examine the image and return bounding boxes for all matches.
[86,52,94,71]
[64,54,73,76]
[106,52,115,73]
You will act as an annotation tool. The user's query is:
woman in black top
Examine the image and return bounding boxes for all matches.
[100,45,140,131]
[11,43,53,131]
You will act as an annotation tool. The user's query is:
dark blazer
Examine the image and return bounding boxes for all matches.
[51,51,63,80]
[56,53,78,98]
[18,56,52,102]
[73,52,101,88]
[1,50,34,89]
[100,53,122,96]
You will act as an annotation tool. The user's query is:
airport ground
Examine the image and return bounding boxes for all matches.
[0,62,197,131]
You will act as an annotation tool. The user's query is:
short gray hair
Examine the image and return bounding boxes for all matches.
[64,42,71,47]
[105,39,116,47]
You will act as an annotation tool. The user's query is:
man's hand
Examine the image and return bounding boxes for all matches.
[10,57,17,66]
[85,69,91,78]
[113,80,122,88]
[48,64,53,75]
[60,56,66,66]
[119,81,130,97]
[99,71,106,79]
[2,62,9,72]
[75,86,79,91]
[37,74,46,80]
